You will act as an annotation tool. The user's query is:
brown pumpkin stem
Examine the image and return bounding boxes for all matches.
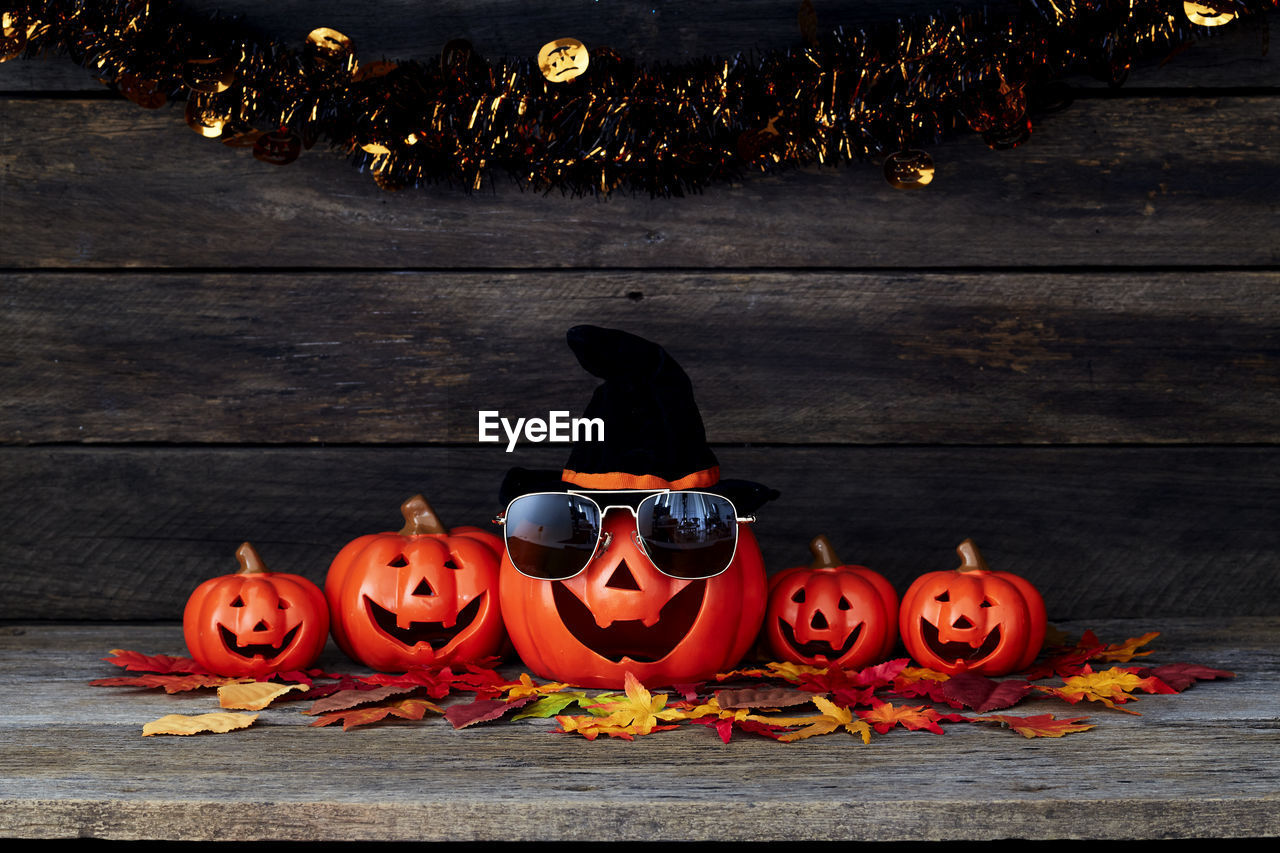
[955,538,989,572]
[808,534,843,569]
[399,494,448,536]
[235,542,269,575]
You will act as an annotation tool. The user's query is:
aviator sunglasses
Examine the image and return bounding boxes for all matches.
[494,489,756,581]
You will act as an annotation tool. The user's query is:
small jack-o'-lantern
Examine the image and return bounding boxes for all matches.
[899,539,1046,676]
[499,507,767,689]
[325,495,506,671]
[183,542,329,677]
[884,149,935,190]
[763,535,898,669]
[537,38,589,83]
[253,129,302,165]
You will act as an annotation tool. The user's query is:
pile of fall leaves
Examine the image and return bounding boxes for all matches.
[93,628,1233,741]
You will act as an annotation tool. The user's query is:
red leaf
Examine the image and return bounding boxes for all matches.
[444,695,536,729]
[104,649,207,674]
[304,685,418,715]
[940,672,1034,712]
[90,673,247,693]
[1137,663,1236,692]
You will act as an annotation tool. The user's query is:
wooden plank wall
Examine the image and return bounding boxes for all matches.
[2,1,1277,624]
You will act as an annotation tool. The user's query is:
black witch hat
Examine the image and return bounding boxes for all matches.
[499,325,778,513]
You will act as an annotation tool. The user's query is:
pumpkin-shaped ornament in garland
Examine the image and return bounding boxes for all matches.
[899,538,1046,676]
[325,495,507,671]
[497,326,778,689]
[183,542,330,677]
[763,535,898,669]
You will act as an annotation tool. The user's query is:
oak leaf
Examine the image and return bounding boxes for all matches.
[142,712,258,736]
[309,697,443,731]
[218,681,309,710]
[970,713,1096,738]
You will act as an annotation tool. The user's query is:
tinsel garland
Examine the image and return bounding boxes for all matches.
[2,0,1275,195]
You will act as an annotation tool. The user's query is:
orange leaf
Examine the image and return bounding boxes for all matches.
[1092,632,1160,663]
[971,713,1097,738]
[91,673,252,693]
[218,681,309,710]
[857,700,952,735]
[142,712,258,736]
[1037,665,1176,714]
[105,649,206,674]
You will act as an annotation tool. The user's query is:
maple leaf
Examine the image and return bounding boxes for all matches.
[443,695,536,729]
[501,673,572,700]
[142,712,258,736]
[752,696,872,743]
[1092,632,1160,663]
[1037,665,1176,714]
[940,672,1033,712]
[218,681,308,710]
[309,697,443,731]
[1137,662,1235,692]
[554,714,680,741]
[90,673,252,693]
[857,700,956,735]
[970,713,1097,738]
[511,691,595,721]
[104,649,206,674]
[891,666,953,703]
[584,672,687,732]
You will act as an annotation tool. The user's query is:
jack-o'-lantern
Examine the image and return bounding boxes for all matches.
[253,129,302,165]
[495,325,778,688]
[899,539,1046,676]
[499,508,766,688]
[763,535,897,669]
[325,495,507,671]
[183,542,329,677]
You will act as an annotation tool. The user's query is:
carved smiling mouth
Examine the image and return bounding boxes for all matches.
[552,580,706,663]
[920,618,1002,664]
[218,624,299,660]
[364,593,484,649]
[777,619,862,662]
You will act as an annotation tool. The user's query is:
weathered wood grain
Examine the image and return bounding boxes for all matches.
[2,95,1278,268]
[0,619,1273,841]
[2,271,1276,444]
[1,445,1275,621]
[1,1,1275,91]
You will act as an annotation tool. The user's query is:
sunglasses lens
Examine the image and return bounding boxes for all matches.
[636,491,739,579]
[503,493,601,580]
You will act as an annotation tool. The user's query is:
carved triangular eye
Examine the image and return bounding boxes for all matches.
[980,599,993,608]
[230,596,244,607]
[277,599,290,610]
[934,591,950,602]
[838,596,851,611]
[443,558,459,571]
[791,588,805,603]
[388,554,409,567]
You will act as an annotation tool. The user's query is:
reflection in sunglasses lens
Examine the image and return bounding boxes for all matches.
[505,493,600,579]
[636,492,738,579]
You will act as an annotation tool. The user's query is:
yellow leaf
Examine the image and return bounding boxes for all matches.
[503,672,572,700]
[218,681,309,710]
[1092,632,1160,663]
[751,696,871,743]
[142,712,259,736]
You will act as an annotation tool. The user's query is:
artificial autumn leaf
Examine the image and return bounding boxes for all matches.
[502,673,572,700]
[554,714,680,741]
[940,672,1034,712]
[1037,665,1177,714]
[858,700,959,735]
[1137,662,1235,692]
[891,666,954,703]
[142,712,258,736]
[105,649,206,674]
[715,686,818,710]
[309,697,443,731]
[304,685,418,716]
[511,691,595,721]
[444,695,537,729]
[970,713,1097,738]
[360,664,504,698]
[583,672,687,734]
[90,673,252,693]
[692,714,788,743]
[218,681,309,710]
[1092,631,1160,663]
[753,696,872,743]
[1023,631,1107,680]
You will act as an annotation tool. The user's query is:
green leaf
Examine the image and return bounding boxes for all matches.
[511,691,592,720]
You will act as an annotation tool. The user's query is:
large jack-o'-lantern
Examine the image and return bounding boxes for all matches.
[763,535,898,669]
[496,325,777,688]
[183,542,329,677]
[899,538,1046,676]
[325,495,507,671]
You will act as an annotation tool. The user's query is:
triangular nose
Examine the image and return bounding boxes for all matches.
[252,620,269,632]
[412,578,434,596]
[811,611,829,630]
[604,560,642,590]
[953,616,974,629]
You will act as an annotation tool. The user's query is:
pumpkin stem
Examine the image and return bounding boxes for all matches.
[955,538,989,572]
[235,542,269,575]
[808,534,843,569]
[399,494,448,536]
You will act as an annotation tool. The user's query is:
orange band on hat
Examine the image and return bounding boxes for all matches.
[561,466,720,491]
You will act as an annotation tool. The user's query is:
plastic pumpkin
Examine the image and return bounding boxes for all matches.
[899,539,1046,676]
[325,495,507,671]
[183,542,329,677]
[763,535,898,669]
[499,509,767,689]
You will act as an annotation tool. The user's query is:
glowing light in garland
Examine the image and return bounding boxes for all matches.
[2,0,1275,194]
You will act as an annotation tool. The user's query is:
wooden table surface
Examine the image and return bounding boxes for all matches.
[1,618,1275,842]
